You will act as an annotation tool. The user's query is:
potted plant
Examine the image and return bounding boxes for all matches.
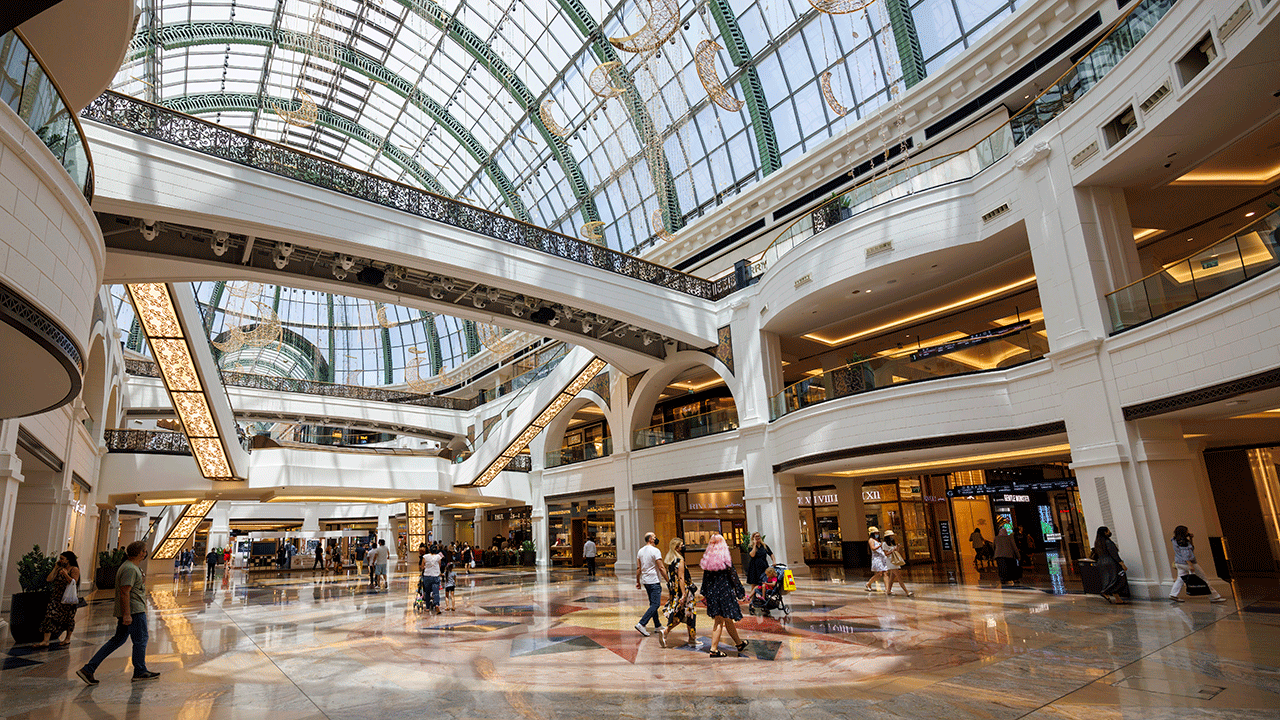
[520,540,536,566]
[95,547,127,590]
[10,545,56,644]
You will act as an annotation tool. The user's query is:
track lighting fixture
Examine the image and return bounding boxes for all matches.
[211,231,229,256]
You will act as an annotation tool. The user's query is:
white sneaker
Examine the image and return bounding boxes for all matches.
[1210,596,1227,603]
[1168,596,1185,602]
[634,622,651,637]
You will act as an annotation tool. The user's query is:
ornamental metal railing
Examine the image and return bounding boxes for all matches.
[80,90,732,299]
[1105,209,1280,333]
[748,0,1178,282]
[768,319,1049,421]
[503,454,532,472]
[103,429,191,455]
[1,30,94,200]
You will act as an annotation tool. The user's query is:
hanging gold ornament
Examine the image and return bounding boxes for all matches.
[270,87,318,128]
[539,99,571,138]
[242,302,282,348]
[405,347,440,393]
[580,220,606,240]
[808,0,877,15]
[609,0,681,53]
[821,61,849,117]
[212,325,246,354]
[695,40,744,112]
[652,208,675,242]
[588,61,626,99]
[376,305,392,328]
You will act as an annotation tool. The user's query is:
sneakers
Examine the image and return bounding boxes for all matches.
[132,671,161,681]
[76,668,98,685]
[657,627,667,648]
[1210,596,1228,603]
[634,622,651,637]
[1168,596,1185,602]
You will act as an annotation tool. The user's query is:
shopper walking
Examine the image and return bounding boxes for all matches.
[1093,526,1130,604]
[657,538,699,649]
[372,539,390,591]
[312,543,322,571]
[77,541,159,684]
[1168,525,1227,603]
[421,545,443,613]
[745,532,774,589]
[34,551,80,648]
[634,531,667,637]
[583,534,597,578]
[700,533,747,657]
[462,544,473,574]
[443,561,457,611]
[205,547,220,582]
[970,527,991,568]
[882,531,914,597]
[865,527,889,592]
[994,527,1020,586]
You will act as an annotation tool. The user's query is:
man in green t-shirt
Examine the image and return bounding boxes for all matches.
[76,541,160,684]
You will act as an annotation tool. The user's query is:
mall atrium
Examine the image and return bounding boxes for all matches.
[0,0,1279,717]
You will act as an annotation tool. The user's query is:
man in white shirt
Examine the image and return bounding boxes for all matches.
[634,532,667,637]
[421,546,443,614]
[372,539,390,591]
[583,535,598,578]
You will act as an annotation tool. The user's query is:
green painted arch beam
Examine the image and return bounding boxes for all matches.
[409,0,602,228]
[553,0,685,234]
[706,0,781,177]
[125,22,530,221]
[159,92,452,197]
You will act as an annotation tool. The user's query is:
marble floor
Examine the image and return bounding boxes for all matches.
[3,565,1278,719]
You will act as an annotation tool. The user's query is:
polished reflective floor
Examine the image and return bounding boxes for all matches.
[3,564,1278,719]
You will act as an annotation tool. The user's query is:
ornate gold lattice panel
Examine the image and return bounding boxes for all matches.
[588,61,626,99]
[609,0,682,53]
[695,40,744,112]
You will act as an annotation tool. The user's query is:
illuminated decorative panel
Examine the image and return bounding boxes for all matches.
[407,501,427,551]
[190,437,232,478]
[150,340,202,391]
[171,392,217,437]
[128,283,183,337]
[466,356,604,487]
[151,500,216,560]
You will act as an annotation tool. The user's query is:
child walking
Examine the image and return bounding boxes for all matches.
[444,562,457,611]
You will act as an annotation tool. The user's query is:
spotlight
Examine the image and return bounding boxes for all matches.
[384,267,402,290]
[473,296,486,309]
[140,220,158,242]
[510,304,526,318]
[547,316,560,327]
[487,287,501,302]
[429,286,445,299]
[338,254,355,271]
[643,333,655,346]
[530,306,556,324]
[211,231,229,256]
[273,242,294,269]
[581,319,593,333]
[332,264,348,280]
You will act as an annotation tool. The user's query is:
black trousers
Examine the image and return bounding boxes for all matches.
[206,563,216,581]
[585,557,597,575]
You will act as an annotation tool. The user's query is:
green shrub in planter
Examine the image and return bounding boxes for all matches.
[18,545,56,592]
[11,546,56,644]
[95,547,127,589]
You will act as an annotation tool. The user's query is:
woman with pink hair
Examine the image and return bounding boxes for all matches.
[699,533,747,657]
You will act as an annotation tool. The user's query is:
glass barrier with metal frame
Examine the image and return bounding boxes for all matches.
[545,436,612,468]
[633,408,740,450]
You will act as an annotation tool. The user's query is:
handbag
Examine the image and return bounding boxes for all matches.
[61,581,78,605]
[889,549,905,567]
[1183,573,1211,596]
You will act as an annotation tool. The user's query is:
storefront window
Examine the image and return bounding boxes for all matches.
[798,488,841,562]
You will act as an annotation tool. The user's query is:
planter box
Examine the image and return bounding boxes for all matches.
[95,566,118,589]
[8,591,50,645]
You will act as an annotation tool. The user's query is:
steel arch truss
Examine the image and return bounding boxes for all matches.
[125,22,530,221]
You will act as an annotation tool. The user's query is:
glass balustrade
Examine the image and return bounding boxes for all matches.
[750,0,1177,280]
[769,320,1049,420]
[633,409,740,450]
[0,31,93,200]
[1106,209,1280,332]
[545,437,613,468]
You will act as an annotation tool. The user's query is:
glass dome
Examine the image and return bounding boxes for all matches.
[111,282,510,388]
[110,0,1023,255]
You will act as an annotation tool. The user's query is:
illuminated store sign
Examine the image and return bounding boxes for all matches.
[946,478,1077,498]
[1001,494,1032,503]
[798,493,838,506]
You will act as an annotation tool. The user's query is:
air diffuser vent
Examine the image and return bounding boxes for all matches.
[1219,2,1252,40]
[1071,142,1099,167]
[1140,81,1172,114]
[981,203,1010,223]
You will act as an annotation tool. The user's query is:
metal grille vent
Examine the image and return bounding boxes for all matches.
[981,203,1010,223]
[1071,142,1099,168]
[1140,81,1172,114]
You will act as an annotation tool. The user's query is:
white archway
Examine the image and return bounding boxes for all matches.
[627,351,738,438]
[542,392,611,467]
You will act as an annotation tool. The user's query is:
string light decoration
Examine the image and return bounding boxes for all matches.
[694,40,744,112]
[588,61,626,99]
[376,305,392,328]
[609,0,682,53]
[821,63,849,117]
[653,208,675,242]
[476,324,529,357]
[808,0,878,14]
[539,99,571,137]
[466,357,608,487]
[270,87,319,128]
[580,220,606,241]
[404,347,439,393]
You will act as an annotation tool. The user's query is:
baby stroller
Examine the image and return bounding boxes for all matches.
[748,563,792,617]
[413,578,428,615]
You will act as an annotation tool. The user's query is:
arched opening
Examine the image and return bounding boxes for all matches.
[630,356,738,450]
[81,338,107,433]
[544,396,611,468]
[103,385,120,432]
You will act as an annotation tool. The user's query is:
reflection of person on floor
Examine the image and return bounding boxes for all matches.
[634,531,667,637]
[865,527,888,592]
[700,533,747,657]
[994,528,1020,586]
[657,538,699,648]
[1168,525,1227,604]
[1093,526,1129,604]
[883,531,914,596]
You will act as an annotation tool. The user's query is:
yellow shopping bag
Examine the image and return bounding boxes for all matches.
[782,568,796,592]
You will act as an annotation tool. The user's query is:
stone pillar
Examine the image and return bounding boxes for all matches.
[377,505,396,562]
[834,478,867,542]
[431,507,444,544]
[614,485,653,574]
[531,501,548,569]
[208,503,231,551]
[472,509,486,549]
[0,420,25,609]
[740,424,804,572]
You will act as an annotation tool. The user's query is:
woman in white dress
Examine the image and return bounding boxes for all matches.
[865,527,889,592]
[883,530,914,597]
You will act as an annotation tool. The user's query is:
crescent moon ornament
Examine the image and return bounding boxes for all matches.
[807,0,877,14]
[821,64,849,117]
[580,220,606,241]
[609,0,681,53]
[695,40,744,112]
[271,87,318,128]
[588,61,626,99]
[539,99,570,138]
[652,208,675,242]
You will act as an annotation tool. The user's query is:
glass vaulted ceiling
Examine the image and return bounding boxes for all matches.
[112,283,481,387]
[114,0,1021,254]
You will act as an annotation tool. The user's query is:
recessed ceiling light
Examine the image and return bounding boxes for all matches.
[1245,211,1256,217]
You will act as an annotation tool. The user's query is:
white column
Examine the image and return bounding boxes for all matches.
[208,503,231,551]
[431,507,444,544]
[472,509,486,548]
[739,424,804,572]
[377,505,396,562]
[0,420,25,609]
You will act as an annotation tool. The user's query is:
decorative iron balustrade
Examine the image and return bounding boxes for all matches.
[126,358,478,410]
[103,429,191,455]
[503,454,532,472]
[81,91,735,300]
